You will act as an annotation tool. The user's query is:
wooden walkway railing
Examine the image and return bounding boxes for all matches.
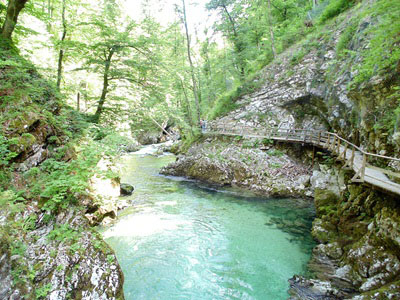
[208,124,400,197]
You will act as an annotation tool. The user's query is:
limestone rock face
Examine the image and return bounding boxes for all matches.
[0,205,124,300]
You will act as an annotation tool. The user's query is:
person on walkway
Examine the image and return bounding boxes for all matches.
[203,120,207,133]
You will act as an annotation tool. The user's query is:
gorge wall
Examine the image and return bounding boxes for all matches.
[162,1,400,299]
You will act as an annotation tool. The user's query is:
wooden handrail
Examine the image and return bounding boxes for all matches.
[209,124,400,163]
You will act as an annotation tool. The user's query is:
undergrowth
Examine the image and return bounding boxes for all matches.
[351,0,400,86]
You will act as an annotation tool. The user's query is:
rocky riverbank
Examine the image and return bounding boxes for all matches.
[290,167,400,300]
[161,135,315,198]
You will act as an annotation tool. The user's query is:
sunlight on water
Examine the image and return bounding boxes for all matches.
[101,147,315,300]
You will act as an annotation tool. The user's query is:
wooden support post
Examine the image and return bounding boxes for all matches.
[331,136,335,151]
[352,153,366,182]
[337,138,341,155]
[339,143,348,161]
[344,146,355,169]
[330,136,336,152]
[327,134,331,149]
[286,129,289,140]
[361,153,366,181]
[311,145,315,169]
[350,147,355,168]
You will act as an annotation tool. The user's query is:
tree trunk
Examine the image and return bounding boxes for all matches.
[93,49,114,123]
[179,79,194,130]
[222,4,245,78]
[56,0,67,90]
[77,92,80,111]
[1,0,29,40]
[267,0,276,58]
[182,0,200,127]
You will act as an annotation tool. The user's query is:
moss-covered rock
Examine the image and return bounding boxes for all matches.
[160,136,313,197]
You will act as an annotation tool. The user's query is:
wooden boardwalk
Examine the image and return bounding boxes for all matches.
[208,125,400,197]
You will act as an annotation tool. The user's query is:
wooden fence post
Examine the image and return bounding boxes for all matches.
[331,136,336,152]
[327,134,331,149]
[352,152,366,182]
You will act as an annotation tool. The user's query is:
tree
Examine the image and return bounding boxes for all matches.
[180,0,200,126]
[206,0,245,78]
[56,0,66,89]
[267,0,276,58]
[1,0,29,39]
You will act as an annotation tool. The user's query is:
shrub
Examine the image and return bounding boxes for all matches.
[352,0,400,86]
[336,20,358,57]
[208,72,263,120]
[319,0,354,24]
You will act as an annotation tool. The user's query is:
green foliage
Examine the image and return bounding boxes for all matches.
[107,254,115,264]
[0,135,18,166]
[318,0,354,24]
[267,149,285,157]
[10,240,27,256]
[336,20,358,57]
[322,154,335,166]
[269,162,282,169]
[0,44,61,108]
[208,72,263,119]
[352,0,400,86]
[0,190,26,215]
[290,48,307,65]
[23,213,38,231]
[35,283,52,300]
[48,224,81,243]
[56,265,65,272]
[33,143,98,212]
[262,138,273,146]
[207,89,240,120]
[242,140,258,149]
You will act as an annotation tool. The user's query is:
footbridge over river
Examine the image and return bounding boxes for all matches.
[208,124,400,197]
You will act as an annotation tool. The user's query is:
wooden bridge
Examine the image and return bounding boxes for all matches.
[208,124,400,197]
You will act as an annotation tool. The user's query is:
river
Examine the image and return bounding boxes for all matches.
[101,145,315,299]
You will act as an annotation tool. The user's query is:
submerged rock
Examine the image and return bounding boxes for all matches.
[120,183,134,196]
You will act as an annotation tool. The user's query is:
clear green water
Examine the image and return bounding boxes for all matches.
[101,149,315,300]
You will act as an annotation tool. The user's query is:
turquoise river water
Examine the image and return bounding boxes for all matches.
[101,146,315,300]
